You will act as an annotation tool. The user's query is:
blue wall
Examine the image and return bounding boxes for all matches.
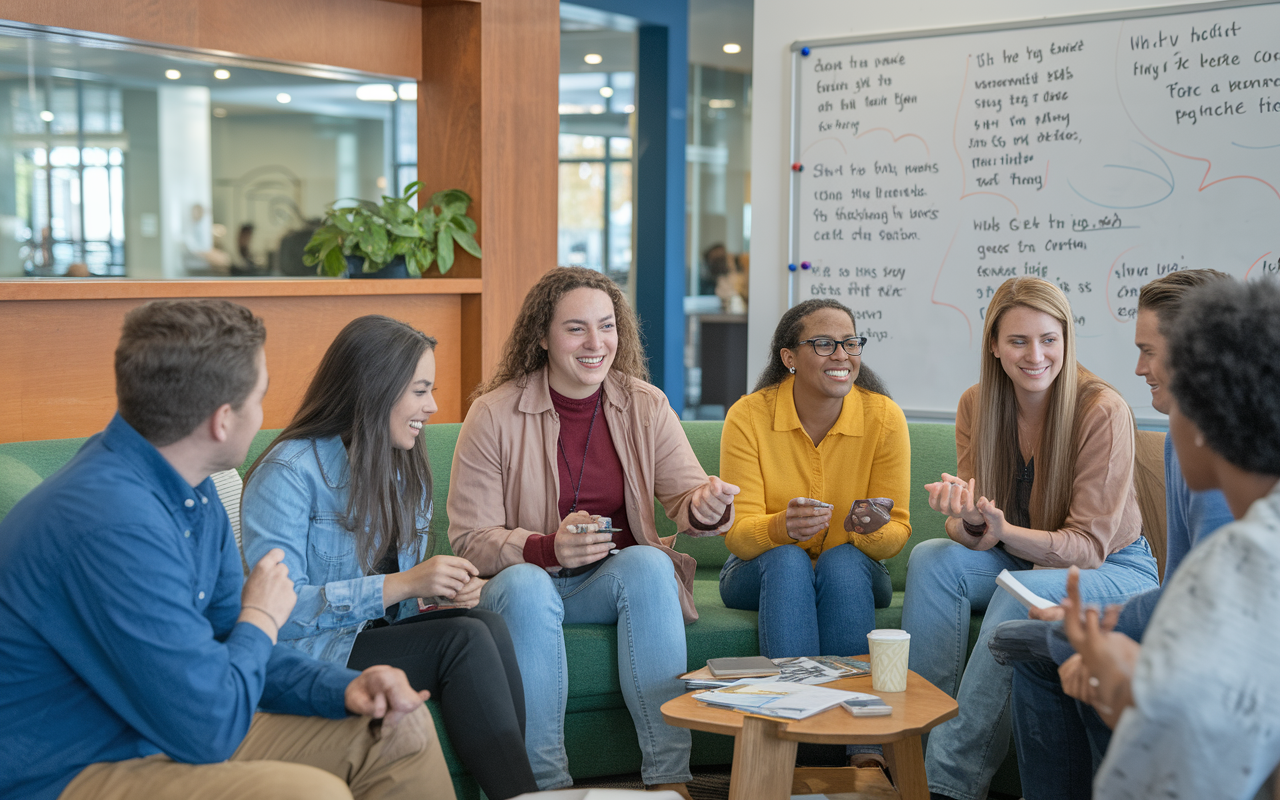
[567,0,688,412]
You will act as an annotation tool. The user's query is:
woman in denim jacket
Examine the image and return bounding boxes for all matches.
[241,315,536,800]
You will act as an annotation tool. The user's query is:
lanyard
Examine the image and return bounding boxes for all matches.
[557,389,603,514]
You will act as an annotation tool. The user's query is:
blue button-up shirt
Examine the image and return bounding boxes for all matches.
[0,414,358,800]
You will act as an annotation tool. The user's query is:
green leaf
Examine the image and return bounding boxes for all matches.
[322,247,347,276]
[436,227,455,274]
[388,222,422,238]
[452,229,482,258]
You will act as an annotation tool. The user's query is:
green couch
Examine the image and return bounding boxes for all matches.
[0,420,1022,799]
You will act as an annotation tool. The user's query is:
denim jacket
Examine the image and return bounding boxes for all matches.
[240,436,430,666]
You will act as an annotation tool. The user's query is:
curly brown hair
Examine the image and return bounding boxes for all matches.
[475,266,649,398]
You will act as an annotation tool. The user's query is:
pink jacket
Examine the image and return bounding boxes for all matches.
[447,368,733,623]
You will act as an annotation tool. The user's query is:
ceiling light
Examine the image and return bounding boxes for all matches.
[356,84,398,102]
[709,99,736,109]
[213,69,230,80]
[39,110,54,122]
[165,69,181,80]
[723,43,742,54]
[398,83,417,101]
[584,53,603,65]
[276,92,292,104]
[599,86,614,98]
[623,104,635,113]
[212,107,228,118]
[589,104,605,114]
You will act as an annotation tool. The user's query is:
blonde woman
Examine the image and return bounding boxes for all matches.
[900,277,1158,800]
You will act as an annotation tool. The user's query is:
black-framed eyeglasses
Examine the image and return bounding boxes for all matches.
[797,336,868,357]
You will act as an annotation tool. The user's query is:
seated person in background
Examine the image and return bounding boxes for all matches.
[1068,277,1280,799]
[719,298,909,659]
[448,267,739,799]
[1003,269,1234,800]
[0,300,450,800]
[240,315,537,800]
[899,277,1159,800]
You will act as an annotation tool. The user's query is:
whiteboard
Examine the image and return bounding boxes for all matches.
[787,0,1280,424]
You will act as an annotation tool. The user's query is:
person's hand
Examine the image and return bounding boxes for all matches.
[404,555,479,600]
[1061,566,1137,729]
[689,476,740,528]
[845,498,893,535]
[1058,654,1094,702]
[785,497,832,541]
[924,474,985,526]
[449,576,487,609]
[239,548,297,643]
[553,511,613,569]
[345,665,431,728]
[1028,604,1066,622]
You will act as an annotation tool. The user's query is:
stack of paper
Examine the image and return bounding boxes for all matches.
[692,682,860,720]
[681,655,870,691]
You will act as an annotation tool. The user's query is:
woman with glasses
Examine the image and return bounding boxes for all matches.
[718,299,910,664]
[901,277,1157,800]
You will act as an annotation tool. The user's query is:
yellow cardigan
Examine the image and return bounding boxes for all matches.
[720,376,912,563]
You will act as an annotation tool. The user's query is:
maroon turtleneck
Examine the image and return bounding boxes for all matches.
[521,385,637,568]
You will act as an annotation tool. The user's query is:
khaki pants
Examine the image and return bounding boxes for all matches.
[60,706,455,800]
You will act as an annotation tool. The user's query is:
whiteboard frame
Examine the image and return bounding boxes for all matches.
[785,0,1279,421]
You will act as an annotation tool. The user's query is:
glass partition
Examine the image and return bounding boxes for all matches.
[0,22,416,278]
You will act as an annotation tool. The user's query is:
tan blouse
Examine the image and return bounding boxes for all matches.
[447,368,733,623]
[956,383,1142,569]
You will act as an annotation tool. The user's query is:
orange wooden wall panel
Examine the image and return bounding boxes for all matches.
[0,294,462,442]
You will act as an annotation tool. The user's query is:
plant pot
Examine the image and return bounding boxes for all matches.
[346,255,410,279]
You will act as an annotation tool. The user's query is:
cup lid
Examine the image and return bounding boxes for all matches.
[867,629,911,641]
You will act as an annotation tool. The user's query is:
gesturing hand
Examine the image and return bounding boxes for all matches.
[239,548,297,643]
[1060,566,1137,729]
[553,511,613,569]
[689,476,740,530]
[345,664,430,729]
[924,474,985,526]
[785,497,832,542]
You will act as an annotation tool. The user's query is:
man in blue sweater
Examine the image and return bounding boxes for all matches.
[0,300,454,800]
[999,270,1234,800]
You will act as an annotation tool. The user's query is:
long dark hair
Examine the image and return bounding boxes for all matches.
[754,299,889,396]
[474,266,648,398]
[246,315,437,573]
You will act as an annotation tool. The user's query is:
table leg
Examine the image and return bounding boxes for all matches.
[883,735,929,800]
[728,716,797,800]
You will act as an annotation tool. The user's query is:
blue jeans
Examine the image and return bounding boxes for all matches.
[1009,656,1112,800]
[899,537,1157,800]
[718,543,893,658]
[478,546,691,790]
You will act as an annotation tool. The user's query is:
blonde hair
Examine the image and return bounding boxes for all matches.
[974,277,1120,530]
[474,266,649,398]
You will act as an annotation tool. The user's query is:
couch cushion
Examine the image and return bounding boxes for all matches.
[0,455,44,519]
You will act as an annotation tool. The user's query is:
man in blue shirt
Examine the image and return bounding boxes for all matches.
[0,300,454,800]
[997,270,1234,800]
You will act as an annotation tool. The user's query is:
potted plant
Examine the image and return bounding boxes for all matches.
[303,183,481,278]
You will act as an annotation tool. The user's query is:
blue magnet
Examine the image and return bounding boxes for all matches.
[800,261,812,270]
[788,263,798,272]
[801,47,811,56]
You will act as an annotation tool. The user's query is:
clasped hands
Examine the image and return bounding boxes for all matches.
[239,549,430,730]
[924,473,1007,550]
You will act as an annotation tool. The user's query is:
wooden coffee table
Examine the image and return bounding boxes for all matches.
[661,664,957,800]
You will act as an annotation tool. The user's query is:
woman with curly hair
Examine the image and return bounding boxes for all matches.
[240,315,537,800]
[719,299,908,658]
[447,267,739,798]
[900,277,1158,800]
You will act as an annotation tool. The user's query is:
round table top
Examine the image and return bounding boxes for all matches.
[660,668,958,745]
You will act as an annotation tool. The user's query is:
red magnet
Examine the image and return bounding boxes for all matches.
[791,162,803,172]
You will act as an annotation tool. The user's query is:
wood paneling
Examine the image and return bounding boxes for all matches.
[419,0,559,381]
[0,279,482,302]
[0,294,463,442]
[4,0,422,79]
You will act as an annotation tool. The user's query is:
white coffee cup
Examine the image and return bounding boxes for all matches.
[866,629,911,692]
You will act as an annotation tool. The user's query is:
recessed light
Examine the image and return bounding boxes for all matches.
[356,84,398,102]
[584,53,603,65]
[589,104,605,114]
[214,69,230,80]
[723,43,742,54]
[39,110,54,122]
[599,86,614,98]
[624,104,635,113]
[276,92,292,104]
[398,83,417,101]
[165,69,181,80]
[709,99,736,109]
[212,107,228,118]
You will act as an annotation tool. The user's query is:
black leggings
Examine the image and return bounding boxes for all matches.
[346,608,536,800]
